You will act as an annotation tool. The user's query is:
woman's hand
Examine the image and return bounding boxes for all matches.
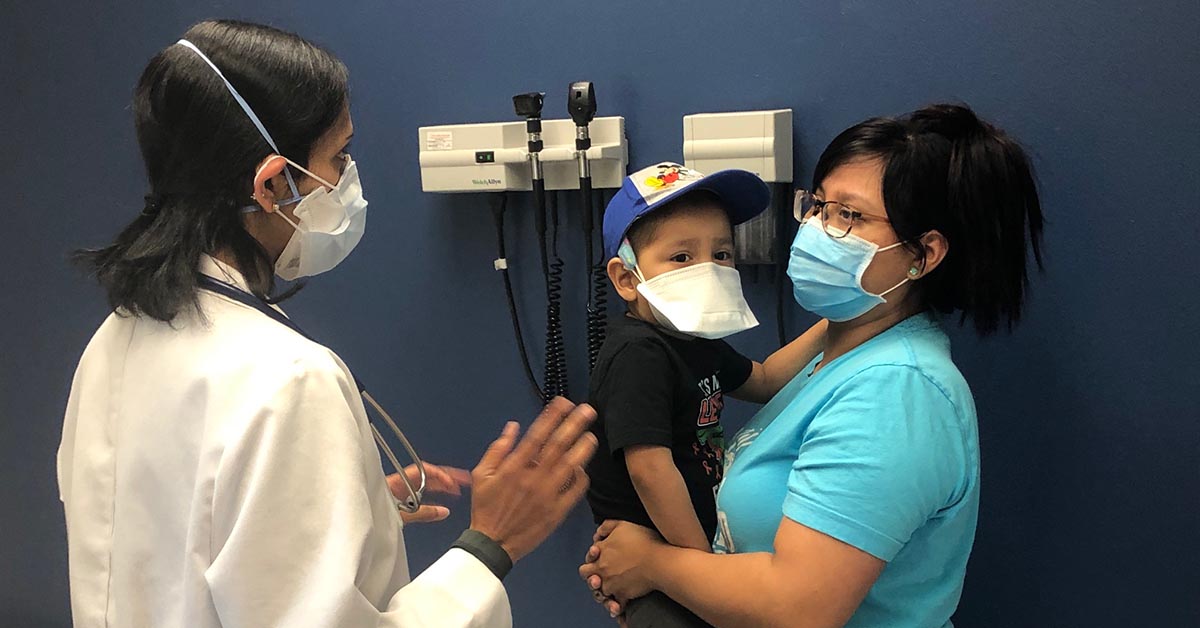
[468,397,598,562]
[579,520,665,605]
[582,541,624,619]
[388,463,472,524]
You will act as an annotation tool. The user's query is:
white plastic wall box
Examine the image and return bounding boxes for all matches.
[419,117,628,193]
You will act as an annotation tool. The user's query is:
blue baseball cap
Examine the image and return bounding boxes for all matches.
[602,162,770,260]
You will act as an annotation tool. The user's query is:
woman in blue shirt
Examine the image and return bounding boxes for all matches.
[580,103,1044,628]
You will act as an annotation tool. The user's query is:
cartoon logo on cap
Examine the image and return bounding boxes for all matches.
[644,163,700,189]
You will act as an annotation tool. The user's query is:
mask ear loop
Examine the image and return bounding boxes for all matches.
[617,239,646,283]
[875,235,929,299]
[277,156,339,192]
[253,154,338,211]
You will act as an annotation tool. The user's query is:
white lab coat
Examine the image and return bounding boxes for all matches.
[57,255,511,628]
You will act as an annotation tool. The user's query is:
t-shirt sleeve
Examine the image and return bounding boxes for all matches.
[781,365,967,561]
[715,340,754,392]
[592,339,677,454]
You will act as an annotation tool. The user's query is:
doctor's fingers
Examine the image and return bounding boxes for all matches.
[502,397,583,472]
[474,421,520,477]
[534,402,597,469]
[557,427,599,476]
[555,463,591,507]
[532,448,591,511]
[424,464,471,496]
[388,465,460,501]
[399,504,451,524]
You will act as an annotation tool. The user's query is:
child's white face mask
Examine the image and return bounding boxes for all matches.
[619,240,759,340]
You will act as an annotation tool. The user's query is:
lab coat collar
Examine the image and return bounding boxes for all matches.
[199,253,253,292]
[198,253,291,318]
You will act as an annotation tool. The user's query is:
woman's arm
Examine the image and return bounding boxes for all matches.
[586,517,883,628]
[625,445,712,551]
[730,320,828,403]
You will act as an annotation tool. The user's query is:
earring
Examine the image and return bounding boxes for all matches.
[908,267,920,277]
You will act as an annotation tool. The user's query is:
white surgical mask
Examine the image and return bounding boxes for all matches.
[251,154,368,280]
[620,241,759,339]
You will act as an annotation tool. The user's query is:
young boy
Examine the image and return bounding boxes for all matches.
[586,163,828,627]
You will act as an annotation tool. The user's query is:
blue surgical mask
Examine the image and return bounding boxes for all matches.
[787,218,910,321]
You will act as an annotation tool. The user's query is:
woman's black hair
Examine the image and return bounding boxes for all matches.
[74,20,349,322]
[812,103,1045,335]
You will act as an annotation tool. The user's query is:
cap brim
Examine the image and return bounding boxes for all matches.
[643,169,770,226]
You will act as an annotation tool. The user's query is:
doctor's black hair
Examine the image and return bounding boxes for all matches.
[74,20,349,322]
[812,103,1045,335]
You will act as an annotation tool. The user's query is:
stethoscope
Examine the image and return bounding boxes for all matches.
[198,274,426,513]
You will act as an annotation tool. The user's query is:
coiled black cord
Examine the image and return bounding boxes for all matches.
[586,187,608,372]
[490,193,544,402]
[543,192,569,400]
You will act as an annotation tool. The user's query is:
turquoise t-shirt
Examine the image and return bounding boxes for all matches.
[713,313,979,628]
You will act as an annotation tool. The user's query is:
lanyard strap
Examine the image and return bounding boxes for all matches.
[196,275,366,393]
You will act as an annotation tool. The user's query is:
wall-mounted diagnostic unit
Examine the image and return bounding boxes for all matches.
[419,118,628,193]
[418,84,628,403]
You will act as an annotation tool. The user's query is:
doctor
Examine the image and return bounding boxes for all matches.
[58,19,596,628]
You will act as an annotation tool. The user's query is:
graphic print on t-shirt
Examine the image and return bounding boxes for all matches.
[695,374,726,480]
[696,374,723,427]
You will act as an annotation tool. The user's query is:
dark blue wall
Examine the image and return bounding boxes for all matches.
[3,1,1198,626]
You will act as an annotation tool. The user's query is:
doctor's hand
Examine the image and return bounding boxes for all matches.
[469,397,598,562]
[388,463,472,524]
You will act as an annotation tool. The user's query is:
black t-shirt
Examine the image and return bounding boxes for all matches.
[585,316,754,542]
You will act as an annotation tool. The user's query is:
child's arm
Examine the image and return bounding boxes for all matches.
[624,444,712,552]
[730,319,829,403]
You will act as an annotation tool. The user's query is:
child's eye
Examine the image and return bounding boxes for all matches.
[670,253,692,263]
[714,251,733,262]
